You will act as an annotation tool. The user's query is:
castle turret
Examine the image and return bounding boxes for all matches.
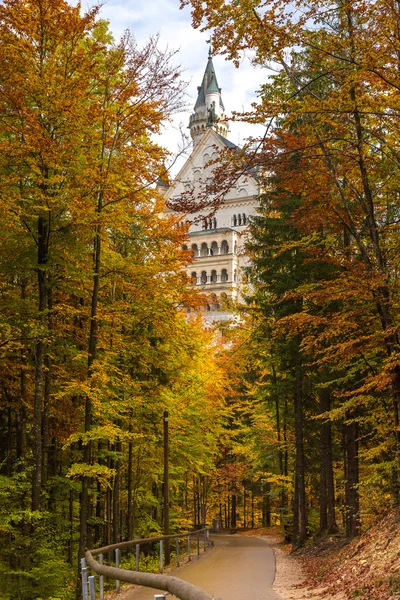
[189,48,229,147]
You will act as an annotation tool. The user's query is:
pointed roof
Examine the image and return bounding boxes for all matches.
[194,54,225,111]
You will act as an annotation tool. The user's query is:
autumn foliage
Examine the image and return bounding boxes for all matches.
[182,0,400,568]
[0,1,229,597]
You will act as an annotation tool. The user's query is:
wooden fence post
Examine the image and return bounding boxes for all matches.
[187,535,191,562]
[176,537,180,567]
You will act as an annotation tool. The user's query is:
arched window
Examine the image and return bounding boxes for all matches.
[211,270,217,283]
[221,240,229,254]
[234,269,237,282]
[182,244,188,251]
[242,213,247,225]
[221,269,228,283]
[232,215,237,227]
[191,243,198,257]
[201,271,207,284]
[211,241,219,256]
[210,293,219,311]
[213,217,217,229]
[200,242,208,257]
[234,242,237,254]
[238,214,242,226]
[191,272,197,284]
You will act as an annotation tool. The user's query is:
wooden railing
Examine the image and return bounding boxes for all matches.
[83,528,216,600]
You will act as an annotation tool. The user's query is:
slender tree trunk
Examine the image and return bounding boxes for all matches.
[292,347,307,549]
[251,487,255,528]
[68,489,74,565]
[231,494,237,528]
[185,473,188,513]
[41,355,50,493]
[113,440,121,544]
[392,370,400,501]
[326,410,337,532]
[17,283,28,465]
[345,415,360,538]
[319,389,329,533]
[78,224,101,561]
[32,215,48,512]
[283,397,289,511]
[243,484,246,528]
[127,439,134,540]
[264,482,271,527]
[42,285,53,495]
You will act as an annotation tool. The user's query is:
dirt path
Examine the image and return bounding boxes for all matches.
[265,535,344,600]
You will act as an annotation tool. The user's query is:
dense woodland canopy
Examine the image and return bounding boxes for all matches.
[0,1,228,597]
[1,0,400,598]
[183,0,400,549]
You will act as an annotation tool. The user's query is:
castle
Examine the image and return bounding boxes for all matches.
[159,50,259,321]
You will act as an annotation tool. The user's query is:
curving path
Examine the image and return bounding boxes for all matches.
[128,534,281,600]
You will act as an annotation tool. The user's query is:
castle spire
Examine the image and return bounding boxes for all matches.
[189,46,228,146]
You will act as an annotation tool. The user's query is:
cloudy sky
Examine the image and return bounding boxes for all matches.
[87,0,267,171]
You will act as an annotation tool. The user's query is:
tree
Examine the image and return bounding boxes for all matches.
[182,0,400,538]
[0,1,229,597]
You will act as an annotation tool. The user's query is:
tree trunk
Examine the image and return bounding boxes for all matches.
[243,484,246,528]
[113,440,121,544]
[32,215,48,512]
[68,489,74,565]
[319,389,337,533]
[345,415,360,538]
[231,494,237,527]
[78,224,101,561]
[292,348,307,549]
[127,439,134,540]
[17,282,28,465]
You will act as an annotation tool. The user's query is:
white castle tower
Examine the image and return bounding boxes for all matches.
[160,49,259,322]
[189,47,229,146]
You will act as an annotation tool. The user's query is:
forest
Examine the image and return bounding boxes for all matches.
[0,0,400,598]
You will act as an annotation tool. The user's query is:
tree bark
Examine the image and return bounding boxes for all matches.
[292,346,307,549]
[127,439,134,540]
[32,215,48,512]
[345,415,360,538]
[113,440,121,544]
[319,388,336,532]
[231,494,237,527]
[78,223,101,561]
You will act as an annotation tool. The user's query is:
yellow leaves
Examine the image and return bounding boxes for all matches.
[66,463,115,487]
[63,425,145,449]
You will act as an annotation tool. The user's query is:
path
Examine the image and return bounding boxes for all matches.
[127,534,281,600]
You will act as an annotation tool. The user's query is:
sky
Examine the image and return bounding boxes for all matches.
[86,0,268,172]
